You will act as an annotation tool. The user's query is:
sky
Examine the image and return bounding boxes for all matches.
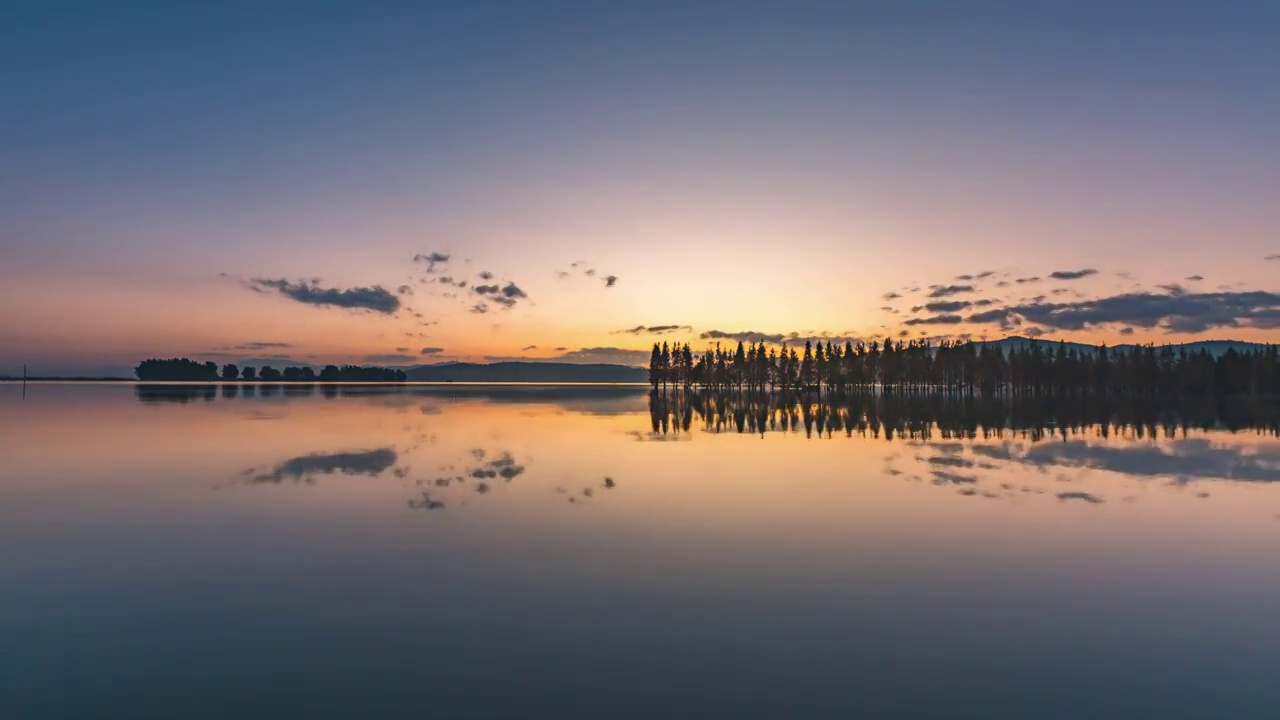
[2,0,1278,375]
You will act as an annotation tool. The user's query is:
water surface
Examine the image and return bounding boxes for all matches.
[3,383,1279,718]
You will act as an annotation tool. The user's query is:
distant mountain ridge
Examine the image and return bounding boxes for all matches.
[986,336,1270,357]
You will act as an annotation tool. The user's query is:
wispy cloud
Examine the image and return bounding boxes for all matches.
[420,347,445,355]
[1049,268,1098,281]
[247,279,401,314]
[413,251,450,272]
[927,284,974,298]
[614,324,692,335]
[217,341,292,351]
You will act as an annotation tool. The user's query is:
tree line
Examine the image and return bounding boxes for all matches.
[134,358,407,382]
[648,338,1280,396]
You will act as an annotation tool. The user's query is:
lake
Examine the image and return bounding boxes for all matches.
[3,383,1280,718]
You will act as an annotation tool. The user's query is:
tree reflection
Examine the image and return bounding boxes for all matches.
[648,390,1280,441]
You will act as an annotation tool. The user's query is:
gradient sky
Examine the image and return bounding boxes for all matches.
[2,1,1278,374]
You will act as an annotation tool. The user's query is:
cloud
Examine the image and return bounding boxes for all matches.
[521,345,538,351]
[1049,269,1098,281]
[1057,491,1105,504]
[975,271,996,279]
[364,353,415,363]
[1266,254,1279,261]
[1119,327,1135,335]
[557,271,571,279]
[701,329,788,344]
[217,341,292,351]
[397,284,413,295]
[604,275,618,288]
[928,284,974,298]
[615,324,692,335]
[882,292,902,301]
[420,347,445,355]
[478,270,494,280]
[956,274,974,281]
[924,301,972,313]
[1185,275,1204,281]
[469,303,489,314]
[1015,277,1041,284]
[395,347,410,352]
[473,281,528,308]
[483,346,652,365]
[904,314,964,326]
[413,252,450,272]
[247,279,401,314]
[963,289,1280,333]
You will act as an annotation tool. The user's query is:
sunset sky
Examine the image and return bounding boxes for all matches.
[3,1,1278,375]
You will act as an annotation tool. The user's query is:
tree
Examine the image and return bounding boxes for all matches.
[242,366,257,381]
[648,344,662,389]
[221,364,239,380]
[259,366,282,381]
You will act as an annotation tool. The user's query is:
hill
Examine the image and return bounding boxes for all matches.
[986,336,1270,357]
[404,362,647,383]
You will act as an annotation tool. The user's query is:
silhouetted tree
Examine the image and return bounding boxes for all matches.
[221,364,239,380]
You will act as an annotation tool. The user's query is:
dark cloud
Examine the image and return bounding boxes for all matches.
[604,275,619,287]
[1049,269,1098,281]
[469,303,489,314]
[413,252,450,272]
[1266,254,1279,261]
[904,314,964,326]
[973,299,997,307]
[975,271,996,279]
[471,281,528,308]
[615,324,692,335]
[1057,491,1105,504]
[964,289,1280,334]
[521,345,538,351]
[395,347,410,352]
[1185,275,1204,281]
[956,274,974,281]
[249,448,397,483]
[478,270,494,280]
[882,292,902,301]
[364,353,415,363]
[396,284,413,295]
[1015,277,1041,284]
[1119,327,1135,335]
[928,284,974,298]
[924,301,972,313]
[554,346,567,351]
[247,279,401,314]
[701,329,788,344]
[420,347,445,355]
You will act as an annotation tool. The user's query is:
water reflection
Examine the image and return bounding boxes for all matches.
[7,382,1280,718]
[246,448,399,484]
[648,390,1280,440]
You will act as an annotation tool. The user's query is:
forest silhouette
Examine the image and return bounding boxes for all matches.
[647,339,1280,397]
[134,358,407,382]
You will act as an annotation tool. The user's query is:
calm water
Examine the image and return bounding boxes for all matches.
[3,383,1280,719]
